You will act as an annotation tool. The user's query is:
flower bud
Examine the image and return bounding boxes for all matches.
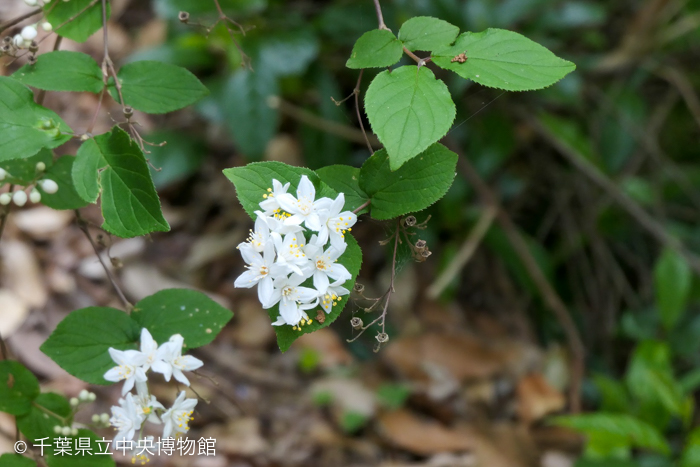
[0,193,11,205]
[20,26,37,41]
[70,428,78,436]
[88,392,96,401]
[41,22,53,32]
[70,397,79,407]
[24,0,38,5]
[53,425,62,434]
[40,179,59,194]
[61,426,71,436]
[91,414,100,423]
[29,188,41,204]
[13,34,23,48]
[350,317,363,329]
[79,389,89,400]
[12,190,27,207]
[35,162,46,172]
[100,413,110,424]
[0,167,7,180]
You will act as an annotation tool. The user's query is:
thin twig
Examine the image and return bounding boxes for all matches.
[354,69,374,153]
[86,87,105,135]
[0,7,42,34]
[75,210,132,311]
[372,0,388,30]
[454,150,585,413]
[211,0,250,68]
[353,199,371,214]
[427,205,497,298]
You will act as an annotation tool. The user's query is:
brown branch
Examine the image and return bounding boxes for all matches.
[372,0,388,30]
[454,150,585,413]
[353,69,374,153]
[75,210,132,311]
[0,7,42,34]
[353,199,371,214]
[211,0,250,68]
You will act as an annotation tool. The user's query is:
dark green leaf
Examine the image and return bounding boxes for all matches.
[17,393,71,444]
[0,454,37,467]
[316,165,370,214]
[40,307,140,385]
[131,289,233,349]
[44,0,109,43]
[364,66,455,169]
[654,247,691,332]
[13,51,103,93]
[254,30,319,77]
[359,144,457,220]
[73,127,170,238]
[109,61,209,114]
[432,29,576,91]
[0,149,53,186]
[398,16,460,52]
[593,374,629,413]
[0,77,71,161]
[346,29,403,69]
[39,156,90,210]
[0,361,39,416]
[145,131,205,188]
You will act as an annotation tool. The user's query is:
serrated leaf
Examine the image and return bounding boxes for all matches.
[40,307,140,385]
[0,454,37,467]
[223,162,318,218]
[432,28,576,91]
[316,165,369,214]
[39,156,90,210]
[0,77,72,162]
[398,16,459,52]
[364,66,455,169]
[0,361,39,416]
[346,29,403,69]
[73,127,170,238]
[44,0,109,43]
[0,149,53,186]
[271,234,362,352]
[108,61,208,114]
[17,393,71,444]
[221,68,279,158]
[13,51,103,93]
[654,247,691,332]
[551,413,670,455]
[359,144,457,220]
[46,429,115,467]
[131,289,233,348]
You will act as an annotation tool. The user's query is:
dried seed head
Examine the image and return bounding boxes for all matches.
[28,41,38,54]
[353,282,365,293]
[27,54,37,65]
[1,44,11,54]
[415,239,427,253]
[178,11,190,23]
[421,249,432,258]
[375,332,389,343]
[110,257,123,269]
[315,309,326,324]
[123,106,134,119]
[404,215,417,227]
[2,36,12,44]
[350,317,363,329]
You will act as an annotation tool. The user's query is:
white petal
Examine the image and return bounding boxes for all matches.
[327,263,351,282]
[313,270,330,294]
[234,270,260,288]
[296,286,319,303]
[258,276,274,305]
[279,300,302,325]
[179,355,203,371]
[297,175,315,200]
[276,193,298,213]
[172,369,191,386]
[330,193,345,216]
[240,244,263,266]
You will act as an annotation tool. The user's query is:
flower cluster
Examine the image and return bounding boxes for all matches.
[104,328,200,462]
[0,162,58,207]
[234,175,357,329]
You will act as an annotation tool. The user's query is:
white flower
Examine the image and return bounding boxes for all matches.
[267,274,318,327]
[151,334,203,386]
[276,175,332,231]
[161,391,197,439]
[304,242,351,294]
[103,348,148,395]
[234,241,281,306]
[138,328,160,372]
[239,215,270,253]
[259,179,291,216]
[134,381,164,424]
[109,393,144,449]
[316,193,357,252]
[255,210,303,235]
[319,279,350,314]
[270,232,312,278]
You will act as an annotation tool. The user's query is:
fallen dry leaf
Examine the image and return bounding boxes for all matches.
[1,240,47,309]
[516,373,566,424]
[231,299,276,348]
[12,207,72,240]
[0,289,29,337]
[293,328,354,369]
[201,418,269,456]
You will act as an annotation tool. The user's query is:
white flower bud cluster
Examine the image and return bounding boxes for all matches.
[234,175,358,330]
[104,328,200,462]
[0,164,59,207]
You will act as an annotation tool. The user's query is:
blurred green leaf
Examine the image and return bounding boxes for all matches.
[346,29,403,69]
[145,131,205,188]
[0,454,37,467]
[154,0,266,19]
[654,247,692,332]
[593,374,630,413]
[0,361,39,416]
[17,393,71,444]
[339,410,369,434]
[681,426,700,467]
[44,0,108,43]
[376,384,411,409]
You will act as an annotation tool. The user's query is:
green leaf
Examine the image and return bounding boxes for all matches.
[0,361,39,416]
[44,0,109,43]
[17,393,71,444]
[551,413,670,456]
[398,16,460,52]
[108,61,208,114]
[376,383,411,409]
[680,368,700,395]
[681,427,700,467]
[346,29,403,69]
[593,374,630,414]
[73,127,170,238]
[131,289,233,349]
[271,234,362,352]
[40,307,140,385]
[359,144,457,220]
[0,454,37,467]
[432,28,576,91]
[1,149,53,186]
[253,30,320,77]
[316,165,370,214]
[364,66,455,169]
[0,77,72,161]
[39,156,90,210]
[223,161,318,218]
[46,429,115,467]
[13,51,103,93]
[145,130,205,188]
[221,68,279,158]
[654,247,691,331]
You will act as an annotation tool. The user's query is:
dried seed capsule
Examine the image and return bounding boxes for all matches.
[376,332,389,343]
[404,215,417,227]
[353,282,365,293]
[123,106,134,119]
[350,317,363,329]
[178,11,190,23]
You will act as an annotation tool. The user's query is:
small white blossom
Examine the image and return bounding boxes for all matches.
[109,393,144,449]
[138,328,160,372]
[103,348,148,395]
[316,193,357,251]
[319,279,350,314]
[259,179,291,216]
[151,334,203,386]
[161,391,197,439]
[12,191,27,207]
[39,179,59,194]
[276,175,332,231]
[239,215,270,253]
[304,241,351,294]
[270,231,312,278]
[134,381,164,424]
[266,274,318,327]
[234,242,283,306]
